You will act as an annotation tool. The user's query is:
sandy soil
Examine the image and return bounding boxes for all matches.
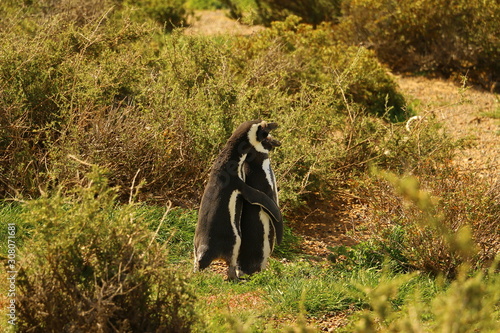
[397,75,499,181]
[184,10,263,36]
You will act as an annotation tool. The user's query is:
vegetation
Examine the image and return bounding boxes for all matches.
[229,0,500,91]
[14,168,197,332]
[252,0,342,26]
[1,0,499,331]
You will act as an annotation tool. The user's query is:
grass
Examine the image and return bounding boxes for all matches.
[1,185,499,331]
[481,109,500,120]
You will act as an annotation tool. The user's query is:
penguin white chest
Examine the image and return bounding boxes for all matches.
[262,158,278,204]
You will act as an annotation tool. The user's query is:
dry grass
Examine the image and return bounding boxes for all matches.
[397,76,500,182]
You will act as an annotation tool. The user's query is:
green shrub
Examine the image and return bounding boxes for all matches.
[252,0,342,26]
[0,3,190,201]
[232,16,407,119]
[1,7,415,208]
[16,168,198,332]
[344,262,500,333]
[4,3,460,215]
[359,169,500,277]
[338,0,500,91]
[125,0,191,30]
[188,0,226,10]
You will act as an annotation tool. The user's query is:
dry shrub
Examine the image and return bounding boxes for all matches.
[338,0,500,91]
[245,0,499,91]
[359,169,500,277]
[50,104,199,203]
[232,16,407,120]
[16,168,198,332]
[0,3,196,202]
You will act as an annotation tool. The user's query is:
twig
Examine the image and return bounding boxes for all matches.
[129,168,141,204]
[68,154,94,167]
[148,201,173,249]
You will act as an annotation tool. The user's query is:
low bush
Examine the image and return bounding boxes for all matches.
[125,0,191,30]
[16,168,198,332]
[238,0,499,91]
[337,0,500,91]
[341,262,500,333]
[357,169,500,277]
[252,0,342,26]
[2,5,419,209]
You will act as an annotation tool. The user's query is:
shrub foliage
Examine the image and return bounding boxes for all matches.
[248,0,500,90]
[16,168,198,332]
[253,0,342,26]
[338,0,500,91]
[1,3,414,207]
[358,169,500,277]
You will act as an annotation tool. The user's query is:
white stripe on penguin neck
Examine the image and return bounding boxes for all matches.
[247,122,269,154]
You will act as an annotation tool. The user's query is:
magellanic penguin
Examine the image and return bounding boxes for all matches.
[237,133,281,277]
[194,120,283,280]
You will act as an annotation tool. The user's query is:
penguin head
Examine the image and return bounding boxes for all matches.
[247,120,280,153]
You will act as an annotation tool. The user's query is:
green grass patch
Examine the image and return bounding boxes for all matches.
[481,109,500,120]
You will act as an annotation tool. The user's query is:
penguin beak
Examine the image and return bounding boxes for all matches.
[266,122,279,131]
[264,122,280,147]
[266,137,281,147]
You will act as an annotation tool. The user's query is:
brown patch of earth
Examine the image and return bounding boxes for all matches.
[288,195,369,259]
[184,10,263,36]
[396,75,499,183]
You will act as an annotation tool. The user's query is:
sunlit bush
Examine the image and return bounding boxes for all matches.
[252,0,342,26]
[1,7,415,208]
[338,0,500,91]
[16,169,198,332]
[358,169,500,277]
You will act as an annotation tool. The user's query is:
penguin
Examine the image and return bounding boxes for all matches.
[237,133,281,277]
[193,120,283,280]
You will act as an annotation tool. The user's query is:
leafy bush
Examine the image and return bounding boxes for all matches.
[0,3,459,216]
[338,0,500,91]
[240,0,499,90]
[232,16,407,120]
[343,262,500,333]
[1,5,416,209]
[0,2,195,202]
[358,169,500,277]
[125,0,191,30]
[251,0,342,26]
[16,168,198,332]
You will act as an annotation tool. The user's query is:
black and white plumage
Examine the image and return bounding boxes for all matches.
[237,134,281,277]
[193,120,282,280]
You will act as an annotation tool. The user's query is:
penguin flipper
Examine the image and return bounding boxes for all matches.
[237,180,283,244]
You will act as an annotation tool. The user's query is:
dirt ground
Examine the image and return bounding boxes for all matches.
[185,10,499,260]
[185,10,263,36]
[397,75,499,181]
